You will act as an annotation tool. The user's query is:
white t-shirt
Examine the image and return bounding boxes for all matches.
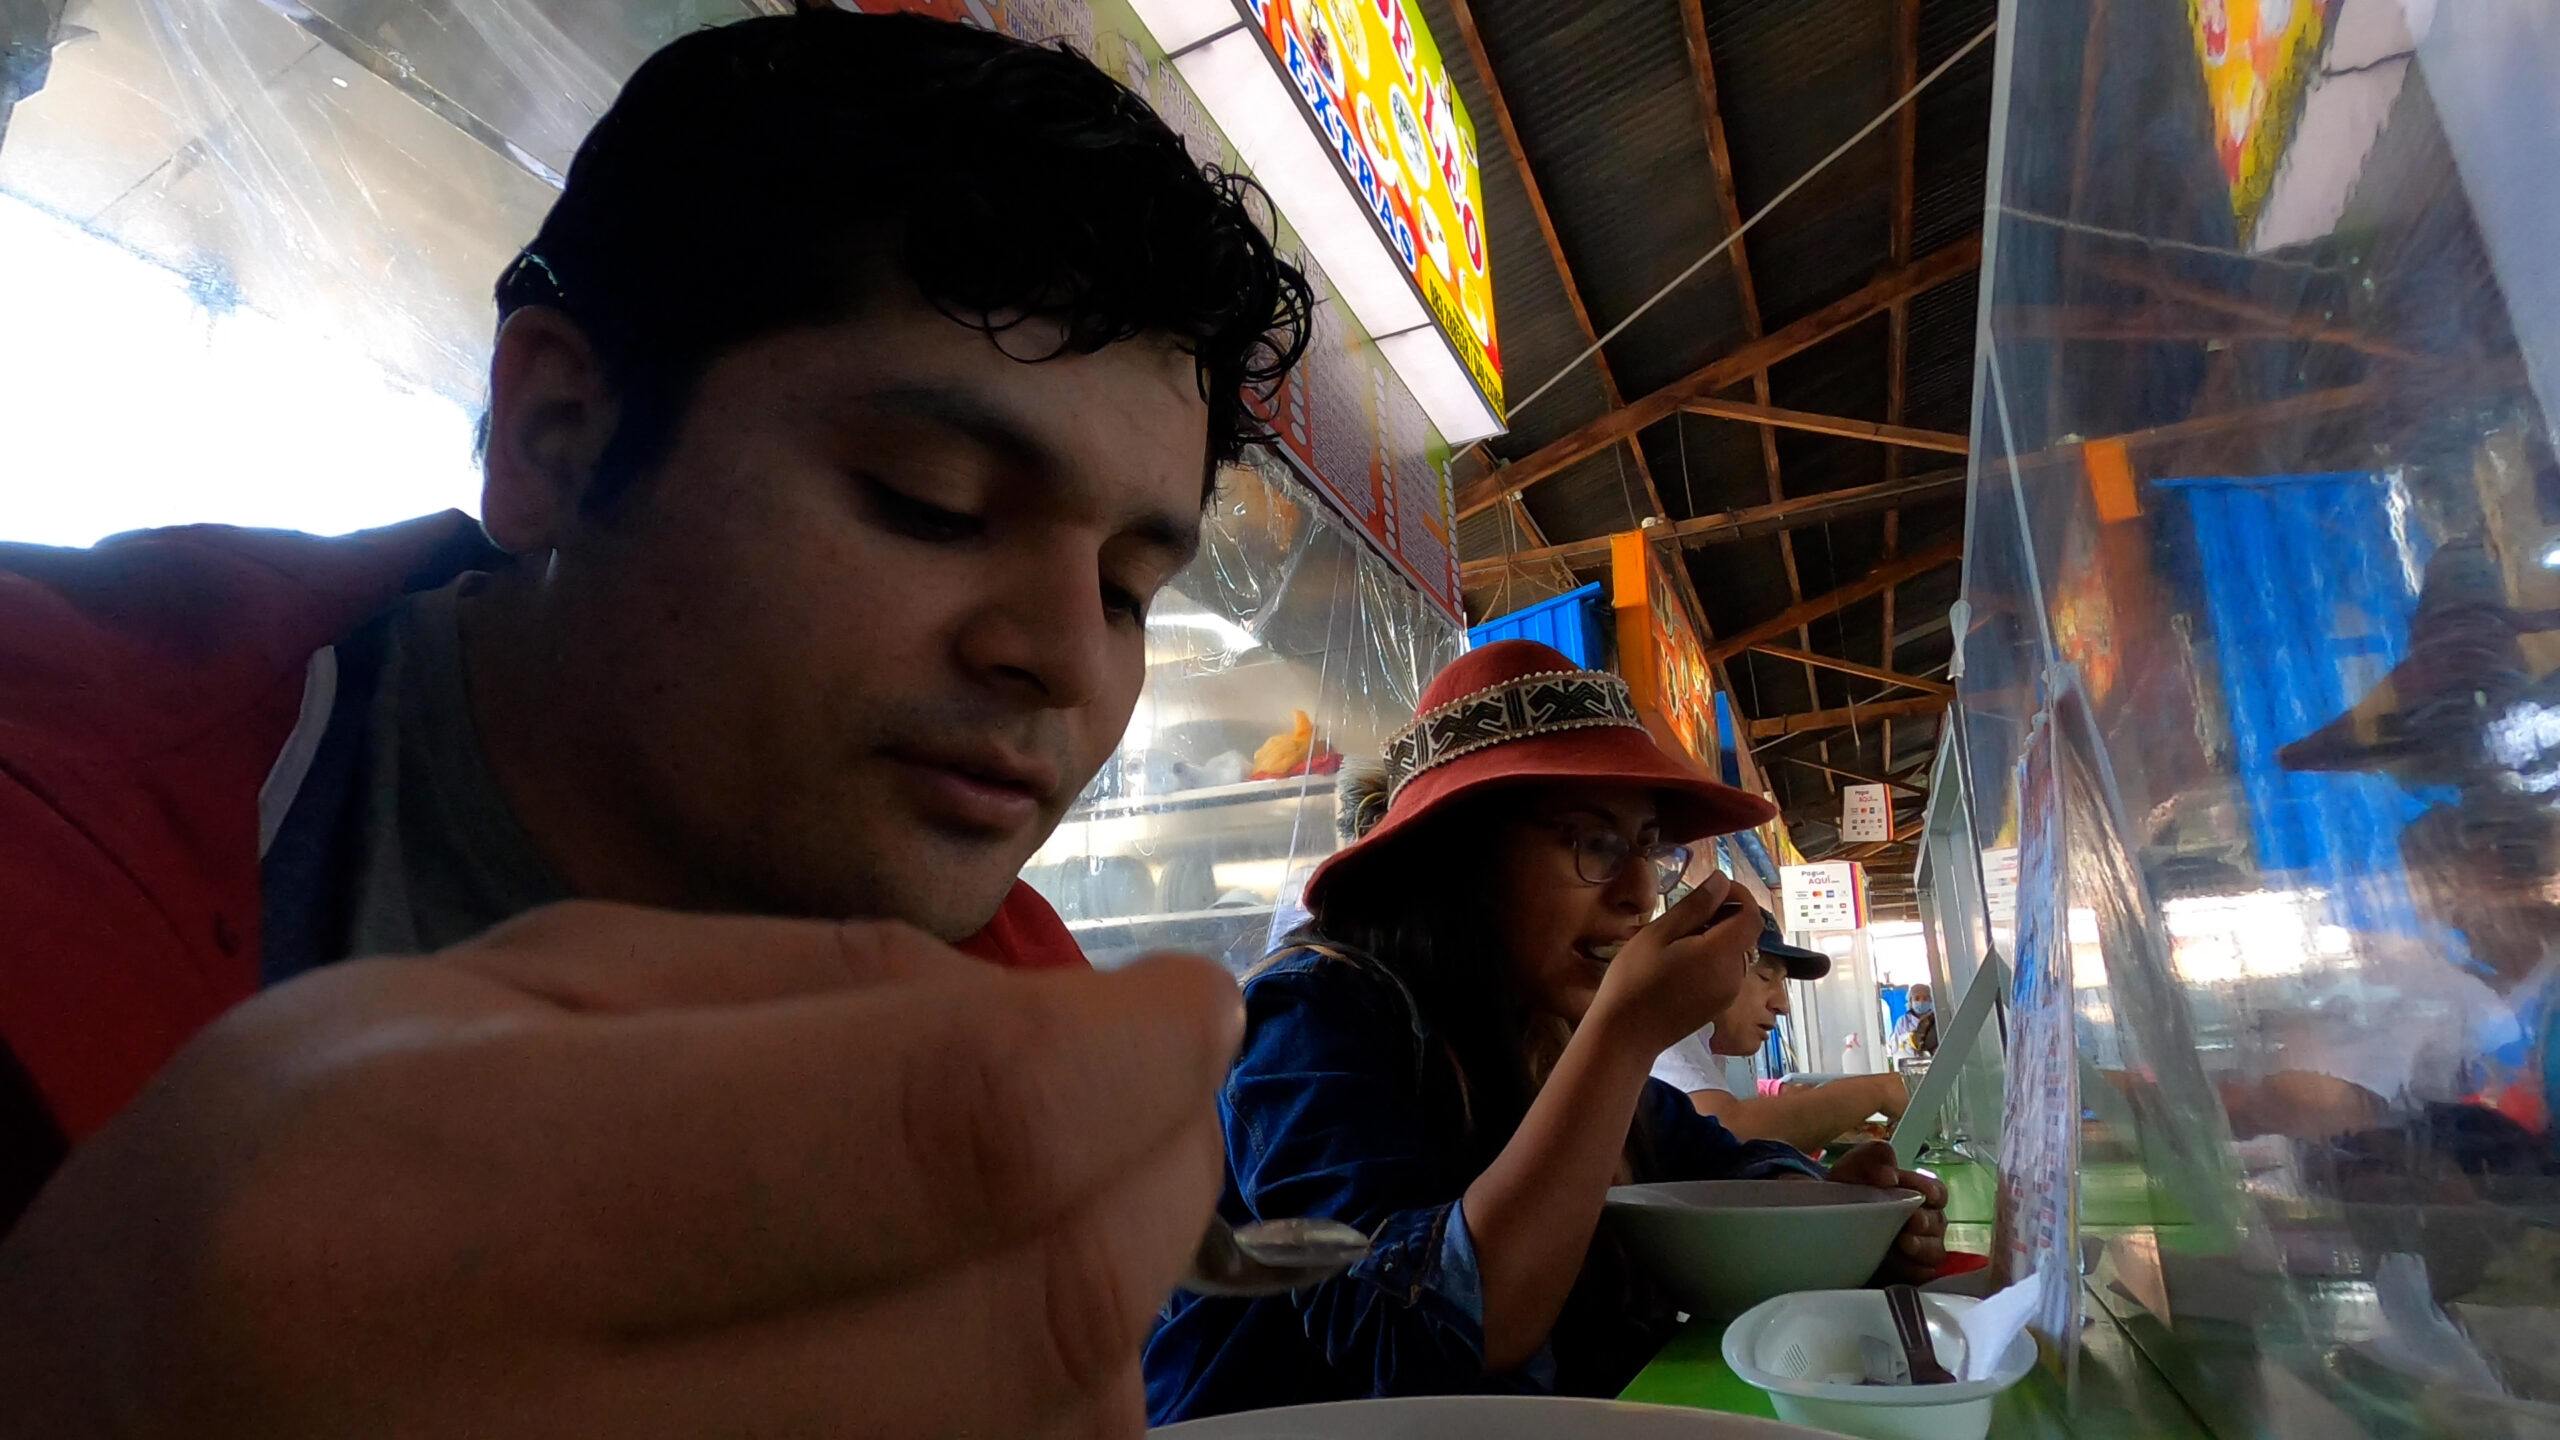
[1651,1027,1755,1096]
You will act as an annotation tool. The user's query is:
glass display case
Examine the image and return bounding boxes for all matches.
[1960,0,2560,1430]
[1027,451,1464,971]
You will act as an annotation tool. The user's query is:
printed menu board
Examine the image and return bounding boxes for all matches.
[1841,783,1892,843]
[815,0,1467,622]
[1781,861,1867,934]
[1240,0,1503,419]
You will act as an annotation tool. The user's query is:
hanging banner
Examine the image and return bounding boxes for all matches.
[1609,532,1720,770]
[1842,783,1893,843]
[1782,861,1867,934]
[1240,0,1502,418]
[2188,0,2328,237]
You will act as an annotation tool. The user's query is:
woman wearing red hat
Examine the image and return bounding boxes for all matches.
[1143,641,1948,1424]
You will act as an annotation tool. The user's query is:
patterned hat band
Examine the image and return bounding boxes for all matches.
[1382,668,1649,801]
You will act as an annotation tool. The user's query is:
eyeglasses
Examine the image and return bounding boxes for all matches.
[1538,823,1693,896]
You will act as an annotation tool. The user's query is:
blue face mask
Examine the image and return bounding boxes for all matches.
[1908,1000,1934,1016]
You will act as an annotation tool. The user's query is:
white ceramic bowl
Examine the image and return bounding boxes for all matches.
[1721,1291,2038,1440]
[1149,1395,1834,1437]
[1605,1180,1925,1318]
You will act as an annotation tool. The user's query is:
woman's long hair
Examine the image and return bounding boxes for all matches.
[1286,792,1544,1167]
[1291,783,1679,1387]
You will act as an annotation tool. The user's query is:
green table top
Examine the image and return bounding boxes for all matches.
[1619,1282,2214,1438]
[1620,1164,2216,1438]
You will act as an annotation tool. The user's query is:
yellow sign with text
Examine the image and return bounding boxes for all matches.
[1244,0,1503,419]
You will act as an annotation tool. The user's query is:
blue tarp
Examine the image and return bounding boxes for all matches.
[2158,472,2438,939]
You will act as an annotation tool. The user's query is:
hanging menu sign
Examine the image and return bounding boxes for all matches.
[1781,861,1867,934]
[1841,783,1892,843]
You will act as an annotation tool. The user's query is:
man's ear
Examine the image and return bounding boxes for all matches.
[482,308,619,555]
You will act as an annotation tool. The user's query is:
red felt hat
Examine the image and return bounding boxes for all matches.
[1305,639,1777,911]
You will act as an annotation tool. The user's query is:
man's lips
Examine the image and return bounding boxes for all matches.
[884,743,1060,833]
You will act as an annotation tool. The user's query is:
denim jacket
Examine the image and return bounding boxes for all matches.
[1142,944,1822,1425]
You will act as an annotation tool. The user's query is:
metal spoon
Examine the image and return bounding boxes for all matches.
[1181,1215,1372,1297]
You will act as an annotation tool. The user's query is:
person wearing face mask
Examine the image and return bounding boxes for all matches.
[1892,983,1939,1060]
[1651,923,1909,1152]
[1142,642,1948,1423]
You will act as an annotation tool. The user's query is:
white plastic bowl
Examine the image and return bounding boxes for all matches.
[1721,1291,2038,1440]
[1605,1180,1925,1318]
[1148,1394,1835,1437]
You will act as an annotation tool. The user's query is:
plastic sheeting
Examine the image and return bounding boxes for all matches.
[0,0,766,542]
[1026,450,1462,971]
[1952,0,2560,1427]
[1,0,1465,966]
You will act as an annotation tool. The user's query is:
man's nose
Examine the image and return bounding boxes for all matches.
[954,548,1109,708]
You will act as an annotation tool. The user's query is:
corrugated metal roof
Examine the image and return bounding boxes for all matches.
[1436,0,1997,875]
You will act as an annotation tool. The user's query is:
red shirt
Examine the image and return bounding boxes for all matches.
[0,512,1083,1146]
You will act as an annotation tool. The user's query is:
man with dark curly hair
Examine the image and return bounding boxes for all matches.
[0,12,1309,1436]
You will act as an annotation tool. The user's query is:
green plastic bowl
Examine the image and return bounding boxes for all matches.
[1605,1179,1924,1318]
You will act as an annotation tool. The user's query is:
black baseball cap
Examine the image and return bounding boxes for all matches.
[1757,917,1832,980]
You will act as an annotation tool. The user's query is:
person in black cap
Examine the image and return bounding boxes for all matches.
[1651,918,1909,1153]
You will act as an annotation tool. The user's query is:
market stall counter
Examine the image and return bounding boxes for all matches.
[1616,1156,2233,1438]
[1618,1277,2214,1440]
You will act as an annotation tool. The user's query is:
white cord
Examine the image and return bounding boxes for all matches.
[1993,204,2353,273]
[1507,19,2000,422]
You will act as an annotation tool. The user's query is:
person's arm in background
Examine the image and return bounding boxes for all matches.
[0,902,1241,1440]
[1645,1082,1945,1285]
[1685,1072,1908,1154]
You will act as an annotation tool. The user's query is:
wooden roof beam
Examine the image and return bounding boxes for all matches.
[1443,0,1671,530]
[1997,306,2387,344]
[1676,397,1968,454]
[2090,258,2426,364]
[1702,537,1964,666]
[1675,0,1767,336]
[1745,645,1952,697]
[1454,238,1982,521]
[1672,0,1829,728]
[1882,0,1921,783]
[1748,694,1948,739]
[1459,469,1963,583]
[1771,753,1930,795]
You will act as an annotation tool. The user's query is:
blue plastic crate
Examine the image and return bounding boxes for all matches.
[1469,582,1607,668]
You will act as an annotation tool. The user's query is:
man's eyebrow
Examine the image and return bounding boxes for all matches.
[853,384,1055,473]
[857,383,1204,562]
